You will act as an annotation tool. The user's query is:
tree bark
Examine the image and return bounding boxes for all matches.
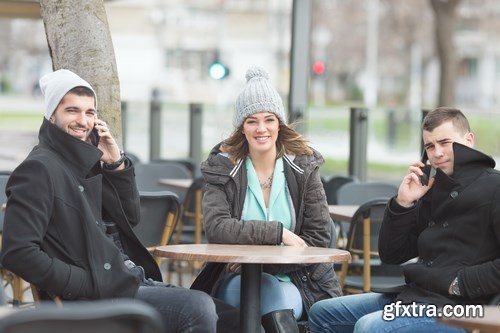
[430,0,460,107]
[39,0,122,145]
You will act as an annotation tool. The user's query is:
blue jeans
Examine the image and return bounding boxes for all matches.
[308,293,466,333]
[136,279,238,333]
[215,272,304,319]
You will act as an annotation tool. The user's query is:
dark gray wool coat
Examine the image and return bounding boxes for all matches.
[1,118,161,300]
[193,143,342,313]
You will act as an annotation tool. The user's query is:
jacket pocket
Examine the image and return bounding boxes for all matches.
[308,263,342,298]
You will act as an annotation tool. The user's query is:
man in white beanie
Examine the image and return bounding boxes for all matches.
[1,69,239,333]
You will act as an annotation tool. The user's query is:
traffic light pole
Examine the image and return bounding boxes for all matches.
[288,0,311,133]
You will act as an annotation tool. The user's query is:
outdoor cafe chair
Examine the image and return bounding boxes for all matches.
[151,158,197,178]
[324,175,359,206]
[134,191,181,266]
[335,181,398,248]
[134,162,191,199]
[339,198,406,294]
[170,177,206,286]
[0,299,164,333]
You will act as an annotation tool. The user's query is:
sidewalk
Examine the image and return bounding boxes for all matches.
[0,131,37,172]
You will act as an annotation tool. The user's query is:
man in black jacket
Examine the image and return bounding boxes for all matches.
[0,69,238,333]
[308,107,500,333]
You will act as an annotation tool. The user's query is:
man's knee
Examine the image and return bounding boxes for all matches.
[185,289,217,318]
[353,312,382,333]
[308,299,332,330]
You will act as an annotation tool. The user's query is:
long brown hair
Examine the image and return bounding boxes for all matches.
[221,120,313,164]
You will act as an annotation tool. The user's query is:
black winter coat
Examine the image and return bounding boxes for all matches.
[0,118,161,300]
[379,143,500,306]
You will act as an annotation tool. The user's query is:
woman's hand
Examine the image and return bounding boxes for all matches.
[282,229,307,247]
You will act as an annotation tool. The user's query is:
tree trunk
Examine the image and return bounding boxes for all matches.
[39,0,122,145]
[430,0,460,107]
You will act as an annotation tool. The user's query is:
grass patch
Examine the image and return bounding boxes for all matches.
[0,113,42,130]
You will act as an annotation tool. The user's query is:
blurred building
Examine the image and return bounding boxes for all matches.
[105,0,291,103]
[1,0,500,112]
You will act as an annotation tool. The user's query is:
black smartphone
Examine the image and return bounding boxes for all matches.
[419,150,436,186]
[89,126,100,147]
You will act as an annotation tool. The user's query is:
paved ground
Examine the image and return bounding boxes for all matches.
[0,131,38,172]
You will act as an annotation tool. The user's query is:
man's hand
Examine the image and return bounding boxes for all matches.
[396,161,434,208]
[282,229,307,247]
[94,119,125,171]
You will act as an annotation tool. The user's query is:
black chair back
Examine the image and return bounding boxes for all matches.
[337,182,398,205]
[134,162,191,200]
[134,191,181,248]
[0,299,164,333]
[324,175,358,205]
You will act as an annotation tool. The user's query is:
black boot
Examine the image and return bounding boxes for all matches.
[261,309,299,333]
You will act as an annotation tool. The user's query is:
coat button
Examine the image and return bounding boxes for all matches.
[301,275,307,282]
[78,185,84,192]
[104,263,111,270]
[450,191,458,198]
[428,221,435,227]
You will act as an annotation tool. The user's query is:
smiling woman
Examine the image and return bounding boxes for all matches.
[196,67,342,331]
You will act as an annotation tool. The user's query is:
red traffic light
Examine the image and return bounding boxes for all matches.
[312,61,326,76]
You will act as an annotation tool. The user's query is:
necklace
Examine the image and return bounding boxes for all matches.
[259,174,273,190]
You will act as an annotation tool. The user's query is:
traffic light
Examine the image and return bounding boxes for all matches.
[312,60,326,76]
[208,61,229,80]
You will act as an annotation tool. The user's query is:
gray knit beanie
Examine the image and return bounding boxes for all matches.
[233,66,286,128]
[39,69,97,120]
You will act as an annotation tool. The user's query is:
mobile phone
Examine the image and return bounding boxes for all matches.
[419,150,436,186]
[89,126,100,147]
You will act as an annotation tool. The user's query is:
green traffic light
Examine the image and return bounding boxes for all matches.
[209,63,227,80]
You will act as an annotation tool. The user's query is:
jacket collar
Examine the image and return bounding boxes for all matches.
[423,142,495,201]
[451,142,495,180]
[201,142,324,182]
[38,117,103,177]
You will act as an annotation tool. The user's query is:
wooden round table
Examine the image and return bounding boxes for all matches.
[155,244,351,333]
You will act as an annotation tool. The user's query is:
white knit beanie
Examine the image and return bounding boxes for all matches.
[39,69,97,120]
[233,66,286,128]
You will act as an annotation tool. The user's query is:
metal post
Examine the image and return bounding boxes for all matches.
[189,103,203,177]
[240,264,262,333]
[348,107,368,182]
[420,109,430,153]
[288,0,311,133]
[149,89,161,161]
[121,100,128,151]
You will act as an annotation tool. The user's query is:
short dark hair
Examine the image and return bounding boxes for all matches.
[68,86,95,98]
[422,107,470,134]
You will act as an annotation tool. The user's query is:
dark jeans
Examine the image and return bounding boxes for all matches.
[136,279,239,333]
